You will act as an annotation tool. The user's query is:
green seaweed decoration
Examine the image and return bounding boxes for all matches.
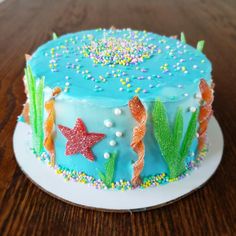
[25,66,45,155]
[52,32,58,40]
[196,40,205,52]
[98,152,117,187]
[152,100,198,178]
[180,32,186,43]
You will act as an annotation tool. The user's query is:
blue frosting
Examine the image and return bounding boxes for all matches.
[28,29,212,183]
[29,28,211,107]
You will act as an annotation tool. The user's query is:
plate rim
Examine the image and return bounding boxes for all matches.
[13,116,224,212]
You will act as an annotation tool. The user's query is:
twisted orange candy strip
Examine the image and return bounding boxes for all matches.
[44,87,61,166]
[21,54,32,124]
[25,54,32,61]
[128,96,147,187]
[21,75,30,124]
[198,79,214,151]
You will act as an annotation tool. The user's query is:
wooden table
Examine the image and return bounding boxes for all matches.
[0,0,235,235]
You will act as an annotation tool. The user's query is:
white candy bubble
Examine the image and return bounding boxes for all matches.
[109,140,117,146]
[103,152,110,159]
[189,106,197,112]
[114,108,122,115]
[115,131,123,137]
[104,119,113,128]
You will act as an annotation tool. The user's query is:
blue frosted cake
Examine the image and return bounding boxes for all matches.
[20,28,214,190]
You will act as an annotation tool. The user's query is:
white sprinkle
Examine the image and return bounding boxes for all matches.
[65,82,70,86]
[114,108,122,116]
[104,119,113,128]
[193,65,198,69]
[196,132,199,138]
[189,106,197,112]
[177,84,183,88]
[190,152,195,157]
[109,140,117,146]
[115,131,123,137]
[103,152,110,159]
[183,93,189,97]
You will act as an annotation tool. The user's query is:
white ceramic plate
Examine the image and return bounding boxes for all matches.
[13,117,223,212]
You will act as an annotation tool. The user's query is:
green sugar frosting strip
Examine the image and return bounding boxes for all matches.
[180,32,186,43]
[25,66,44,155]
[52,32,58,40]
[98,152,117,187]
[152,100,198,178]
[197,40,205,52]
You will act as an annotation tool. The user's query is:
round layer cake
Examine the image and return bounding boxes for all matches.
[21,28,214,190]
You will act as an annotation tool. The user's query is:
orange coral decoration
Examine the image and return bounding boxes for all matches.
[22,75,30,124]
[21,55,32,124]
[198,79,214,151]
[44,87,61,165]
[128,96,147,187]
[52,87,61,96]
[25,54,32,61]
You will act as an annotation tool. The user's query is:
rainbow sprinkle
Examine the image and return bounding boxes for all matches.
[37,146,208,191]
[81,35,156,66]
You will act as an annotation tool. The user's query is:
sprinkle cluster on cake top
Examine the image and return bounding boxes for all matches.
[28,28,211,106]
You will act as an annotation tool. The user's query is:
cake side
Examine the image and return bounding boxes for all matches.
[19,29,214,190]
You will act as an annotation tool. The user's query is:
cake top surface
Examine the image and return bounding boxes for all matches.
[28,28,211,106]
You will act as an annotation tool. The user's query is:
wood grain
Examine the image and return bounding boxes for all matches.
[0,0,236,235]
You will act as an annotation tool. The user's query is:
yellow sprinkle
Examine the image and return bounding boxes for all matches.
[56,169,62,174]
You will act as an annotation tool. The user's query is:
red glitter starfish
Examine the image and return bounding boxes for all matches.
[58,118,105,161]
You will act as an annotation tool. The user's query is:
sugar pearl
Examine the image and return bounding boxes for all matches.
[189,106,197,112]
[114,108,122,116]
[104,119,113,128]
[115,131,123,137]
[109,140,117,146]
[103,152,110,159]
[195,92,202,99]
